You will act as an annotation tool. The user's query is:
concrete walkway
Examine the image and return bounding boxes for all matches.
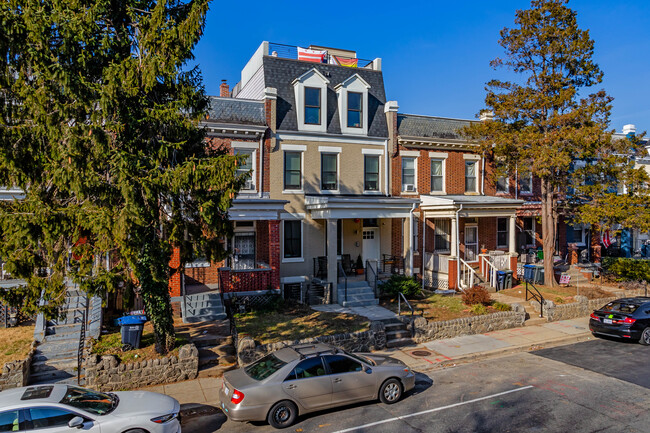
[144,316,593,415]
[311,304,398,321]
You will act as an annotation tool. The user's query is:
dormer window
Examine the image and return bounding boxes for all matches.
[347,92,362,128]
[292,68,329,133]
[304,87,321,125]
[335,74,370,135]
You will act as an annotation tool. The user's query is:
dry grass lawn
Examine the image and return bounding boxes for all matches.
[0,324,34,366]
[235,304,369,345]
[500,283,614,304]
[381,293,508,322]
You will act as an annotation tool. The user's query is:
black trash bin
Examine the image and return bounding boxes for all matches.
[503,270,514,290]
[116,314,147,351]
[496,271,506,291]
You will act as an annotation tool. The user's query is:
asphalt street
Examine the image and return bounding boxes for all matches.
[182,338,650,433]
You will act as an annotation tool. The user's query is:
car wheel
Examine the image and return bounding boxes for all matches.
[123,429,148,433]
[639,327,650,345]
[267,400,298,429]
[379,378,402,404]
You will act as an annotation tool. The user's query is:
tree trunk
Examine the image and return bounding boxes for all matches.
[541,179,558,287]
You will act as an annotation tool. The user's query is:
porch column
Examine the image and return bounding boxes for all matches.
[509,215,518,277]
[403,217,412,276]
[269,220,281,291]
[449,217,458,290]
[326,218,338,303]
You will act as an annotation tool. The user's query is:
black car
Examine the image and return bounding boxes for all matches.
[589,297,650,344]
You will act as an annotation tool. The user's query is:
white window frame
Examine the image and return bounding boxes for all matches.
[318,146,341,194]
[464,225,479,263]
[233,148,256,193]
[281,214,305,263]
[519,172,533,195]
[282,144,306,194]
[362,148,383,194]
[429,153,446,194]
[401,151,419,193]
[496,217,509,249]
[464,160,479,193]
[335,74,371,136]
[433,218,451,253]
[496,173,509,194]
[523,217,536,247]
[292,69,329,133]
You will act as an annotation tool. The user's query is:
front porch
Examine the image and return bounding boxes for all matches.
[420,195,523,291]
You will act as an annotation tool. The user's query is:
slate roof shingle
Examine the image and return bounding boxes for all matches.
[206,96,265,126]
[397,114,477,140]
[262,56,388,138]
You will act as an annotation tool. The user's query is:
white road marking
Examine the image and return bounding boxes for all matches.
[330,386,535,433]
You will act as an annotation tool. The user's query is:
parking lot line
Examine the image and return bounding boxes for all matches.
[330,386,534,433]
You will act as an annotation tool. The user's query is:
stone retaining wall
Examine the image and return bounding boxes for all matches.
[530,289,648,322]
[85,344,199,391]
[0,342,36,391]
[236,322,386,366]
[410,309,526,344]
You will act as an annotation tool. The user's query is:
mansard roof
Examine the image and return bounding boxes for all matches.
[206,96,266,126]
[397,114,476,141]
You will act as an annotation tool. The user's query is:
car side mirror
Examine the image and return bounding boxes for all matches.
[68,417,85,429]
[364,366,372,374]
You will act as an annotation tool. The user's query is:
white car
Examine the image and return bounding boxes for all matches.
[0,384,181,432]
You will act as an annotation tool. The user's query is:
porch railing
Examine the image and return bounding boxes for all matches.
[480,256,498,290]
[365,259,378,298]
[337,261,348,303]
[458,258,479,291]
[489,253,511,270]
[218,266,274,293]
[424,252,451,274]
[268,42,375,69]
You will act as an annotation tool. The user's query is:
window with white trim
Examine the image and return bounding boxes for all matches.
[292,68,329,133]
[497,218,508,248]
[283,220,302,260]
[321,153,338,191]
[465,161,478,192]
[347,92,362,128]
[335,74,371,136]
[235,149,255,191]
[284,151,302,190]
[496,173,509,193]
[364,155,379,192]
[431,159,444,192]
[434,219,450,253]
[519,173,533,194]
[304,87,321,125]
[402,157,416,192]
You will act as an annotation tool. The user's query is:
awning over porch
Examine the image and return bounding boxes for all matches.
[228,198,289,221]
[420,195,523,218]
[305,195,419,219]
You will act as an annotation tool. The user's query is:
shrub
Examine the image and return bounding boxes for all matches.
[380,275,422,298]
[602,257,650,282]
[461,286,492,306]
[470,304,488,315]
[492,301,512,311]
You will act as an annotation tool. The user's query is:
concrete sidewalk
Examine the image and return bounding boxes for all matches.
[144,316,593,414]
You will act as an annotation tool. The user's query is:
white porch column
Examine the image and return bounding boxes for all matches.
[403,217,412,276]
[450,217,458,257]
[509,215,516,254]
[326,218,338,303]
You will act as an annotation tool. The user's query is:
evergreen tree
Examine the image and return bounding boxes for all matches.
[464,0,648,286]
[0,0,244,353]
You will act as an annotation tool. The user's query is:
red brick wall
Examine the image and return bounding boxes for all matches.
[184,262,223,286]
[168,247,182,297]
[256,220,270,264]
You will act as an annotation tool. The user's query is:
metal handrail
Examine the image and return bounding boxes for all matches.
[365,259,378,298]
[525,281,545,318]
[397,292,415,338]
[337,261,347,303]
[481,256,498,289]
[77,293,89,385]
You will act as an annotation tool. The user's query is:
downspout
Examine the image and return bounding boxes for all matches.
[258,134,264,198]
[409,202,416,277]
[421,211,426,291]
[515,166,518,199]
[456,203,464,290]
[481,157,485,195]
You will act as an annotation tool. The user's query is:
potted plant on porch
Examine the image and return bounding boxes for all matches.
[355,255,364,275]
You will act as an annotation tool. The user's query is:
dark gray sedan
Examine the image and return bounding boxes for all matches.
[218,343,415,429]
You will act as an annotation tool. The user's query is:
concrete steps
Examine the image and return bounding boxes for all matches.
[384,320,415,348]
[182,292,227,323]
[337,281,378,308]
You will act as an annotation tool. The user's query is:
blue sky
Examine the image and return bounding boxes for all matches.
[191,0,650,132]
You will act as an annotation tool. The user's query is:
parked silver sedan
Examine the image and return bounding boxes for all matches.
[219,342,415,429]
[0,384,181,432]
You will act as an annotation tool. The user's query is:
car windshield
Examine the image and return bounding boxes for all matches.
[345,352,376,366]
[601,302,639,314]
[244,354,287,381]
[60,386,117,415]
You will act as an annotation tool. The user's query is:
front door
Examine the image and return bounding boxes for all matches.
[232,232,255,270]
[464,226,478,262]
[362,229,379,264]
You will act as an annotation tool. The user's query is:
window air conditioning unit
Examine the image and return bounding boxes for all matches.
[404,184,416,192]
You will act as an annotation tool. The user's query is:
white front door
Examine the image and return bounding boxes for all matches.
[362,229,379,264]
[464,226,479,262]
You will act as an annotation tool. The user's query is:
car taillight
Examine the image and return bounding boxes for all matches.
[623,317,636,324]
[590,313,599,320]
[231,389,245,404]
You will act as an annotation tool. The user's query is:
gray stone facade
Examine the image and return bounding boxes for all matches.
[236,321,386,366]
[411,311,526,344]
[85,344,199,392]
[0,342,36,391]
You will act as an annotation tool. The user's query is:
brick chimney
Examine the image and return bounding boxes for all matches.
[220,79,230,97]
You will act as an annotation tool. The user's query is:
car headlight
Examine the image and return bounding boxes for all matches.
[151,413,178,424]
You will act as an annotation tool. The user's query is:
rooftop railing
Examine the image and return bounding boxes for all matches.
[267,42,375,69]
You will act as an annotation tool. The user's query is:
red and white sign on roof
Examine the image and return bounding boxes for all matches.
[297,47,326,63]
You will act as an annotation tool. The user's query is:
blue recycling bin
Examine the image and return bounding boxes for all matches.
[496,271,506,291]
[523,264,535,282]
[116,315,147,351]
